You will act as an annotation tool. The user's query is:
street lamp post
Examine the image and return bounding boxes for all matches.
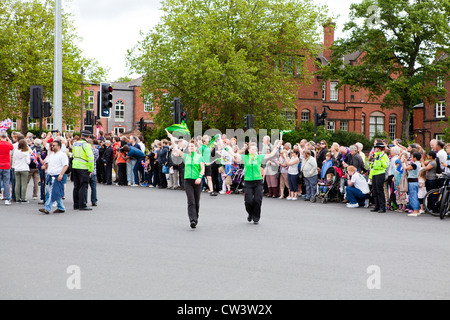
[54,0,63,132]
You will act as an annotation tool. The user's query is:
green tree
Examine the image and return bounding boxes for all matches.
[322,0,450,140]
[0,0,107,133]
[127,0,329,133]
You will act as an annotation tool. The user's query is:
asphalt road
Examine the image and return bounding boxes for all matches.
[1,182,449,300]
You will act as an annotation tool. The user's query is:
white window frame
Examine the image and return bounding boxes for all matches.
[369,113,385,139]
[65,124,74,132]
[115,100,125,122]
[330,82,338,101]
[144,94,155,113]
[389,115,397,140]
[114,127,126,135]
[322,82,326,101]
[437,76,444,88]
[340,121,348,132]
[361,113,365,135]
[436,101,446,119]
[46,117,54,131]
[301,110,310,123]
[86,90,95,110]
[327,121,335,133]
[28,119,38,130]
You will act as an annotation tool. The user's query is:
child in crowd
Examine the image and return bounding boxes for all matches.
[320,152,333,180]
[318,172,335,196]
[394,158,407,213]
[418,169,427,214]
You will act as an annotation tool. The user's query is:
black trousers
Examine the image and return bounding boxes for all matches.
[105,163,113,185]
[372,173,386,210]
[159,163,168,188]
[244,180,264,222]
[72,168,90,209]
[184,179,202,223]
[118,163,127,186]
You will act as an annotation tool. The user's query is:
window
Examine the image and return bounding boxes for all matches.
[435,134,445,141]
[327,121,335,132]
[322,82,326,101]
[389,115,397,140]
[435,101,446,118]
[11,119,17,130]
[437,76,444,88]
[369,112,385,139]
[28,119,38,130]
[301,110,310,123]
[66,124,74,132]
[115,100,125,121]
[46,117,54,131]
[330,82,338,101]
[281,109,296,129]
[114,127,126,135]
[144,94,155,113]
[86,90,94,110]
[361,113,365,135]
[282,57,294,75]
[340,121,348,132]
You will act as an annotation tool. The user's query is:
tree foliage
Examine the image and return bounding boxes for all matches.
[322,0,450,140]
[0,0,107,133]
[127,0,329,132]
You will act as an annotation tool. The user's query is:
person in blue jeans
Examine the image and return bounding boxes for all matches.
[122,145,146,186]
[402,152,422,217]
[345,166,370,208]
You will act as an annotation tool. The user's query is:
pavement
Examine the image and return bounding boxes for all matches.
[1,182,450,300]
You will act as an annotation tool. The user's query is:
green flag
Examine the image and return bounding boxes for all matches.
[207,134,221,148]
[166,121,190,136]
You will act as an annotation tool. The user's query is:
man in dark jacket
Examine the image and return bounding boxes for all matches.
[102,140,114,185]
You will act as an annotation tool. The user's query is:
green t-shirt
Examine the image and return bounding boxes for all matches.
[200,144,211,164]
[243,154,265,181]
[183,152,204,180]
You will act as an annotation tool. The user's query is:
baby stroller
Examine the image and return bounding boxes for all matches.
[312,166,344,204]
[231,168,245,194]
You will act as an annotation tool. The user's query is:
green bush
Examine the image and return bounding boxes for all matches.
[330,130,372,151]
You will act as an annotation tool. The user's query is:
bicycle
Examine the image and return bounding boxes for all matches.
[423,173,450,219]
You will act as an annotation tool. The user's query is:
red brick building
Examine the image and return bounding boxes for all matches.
[293,22,404,140]
[412,53,449,145]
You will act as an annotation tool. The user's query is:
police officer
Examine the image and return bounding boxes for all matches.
[72,130,95,210]
[369,142,389,213]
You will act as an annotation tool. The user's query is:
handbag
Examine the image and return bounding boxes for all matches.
[399,173,408,193]
[162,165,170,174]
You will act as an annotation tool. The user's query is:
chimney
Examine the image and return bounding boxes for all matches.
[323,21,336,61]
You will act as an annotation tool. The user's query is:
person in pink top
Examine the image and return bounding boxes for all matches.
[0,131,14,205]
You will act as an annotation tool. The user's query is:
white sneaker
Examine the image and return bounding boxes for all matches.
[364,199,369,208]
[286,197,292,200]
[219,191,226,195]
[408,213,418,217]
[347,203,359,208]
[5,200,11,206]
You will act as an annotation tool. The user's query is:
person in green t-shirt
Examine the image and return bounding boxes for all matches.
[200,135,217,197]
[168,132,205,229]
[225,139,281,224]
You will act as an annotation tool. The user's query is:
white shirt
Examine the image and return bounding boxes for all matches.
[46,150,68,176]
[437,149,447,166]
[351,172,370,194]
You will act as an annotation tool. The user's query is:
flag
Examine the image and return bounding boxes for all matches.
[141,160,147,170]
[30,149,38,165]
[207,134,221,148]
[166,121,190,136]
[0,118,13,132]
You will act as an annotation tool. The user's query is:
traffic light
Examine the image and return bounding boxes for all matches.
[85,110,93,126]
[100,82,113,118]
[181,110,188,123]
[244,114,254,130]
[43,102,52,118]
[30,86,43,119]
[315,110,328,126]
[171,98,181,124]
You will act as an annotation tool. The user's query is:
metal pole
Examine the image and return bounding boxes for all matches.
[54,0,63,132]
[314,106,317,145]
[80,67,84,131]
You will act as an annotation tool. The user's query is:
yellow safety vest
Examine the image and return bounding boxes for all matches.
[72,139,94,172]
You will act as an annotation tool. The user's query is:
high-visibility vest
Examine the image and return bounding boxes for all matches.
[72,139,94,172]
